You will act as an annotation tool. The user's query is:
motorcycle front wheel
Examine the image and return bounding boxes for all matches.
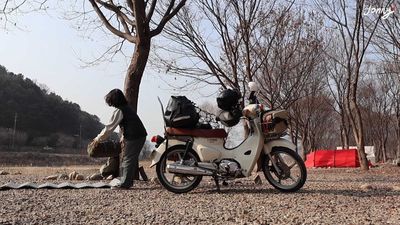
[156,146,203,194]
[262,147,307,192]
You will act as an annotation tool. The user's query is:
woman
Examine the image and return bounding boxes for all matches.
[94,89,147,189]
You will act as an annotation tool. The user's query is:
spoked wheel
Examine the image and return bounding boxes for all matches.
[156,147,203,194]
[262,147,307,192]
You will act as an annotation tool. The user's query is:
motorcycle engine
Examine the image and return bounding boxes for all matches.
[219,160,241,177]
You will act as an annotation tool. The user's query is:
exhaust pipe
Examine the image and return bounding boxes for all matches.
[166,163,214,176]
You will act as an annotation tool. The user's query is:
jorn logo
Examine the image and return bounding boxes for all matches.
[364,1,398,19]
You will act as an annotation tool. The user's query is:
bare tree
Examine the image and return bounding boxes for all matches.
[153,0,291,105]
[359,76,393,162]
[255,9,325,110]
[0,0,49,29]
[314,0,386,170]
[374,6,400,160]
[382,61,400,160]
[154,1,324,110]
[85,0,187,112]
[323,36,354,150]
[289,62,337,159]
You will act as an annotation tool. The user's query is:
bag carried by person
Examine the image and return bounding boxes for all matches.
[87,140,121,158]
[164,96,200,128]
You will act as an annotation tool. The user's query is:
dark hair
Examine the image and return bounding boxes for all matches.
[105,89,128,108]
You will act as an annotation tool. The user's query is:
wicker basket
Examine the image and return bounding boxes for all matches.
[87,140,121,158]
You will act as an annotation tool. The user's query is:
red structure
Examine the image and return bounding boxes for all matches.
[305,149,360,168]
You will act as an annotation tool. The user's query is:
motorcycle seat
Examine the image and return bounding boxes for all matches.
[166,127,228,138]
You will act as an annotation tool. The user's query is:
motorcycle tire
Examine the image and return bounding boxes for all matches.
[156,146,203,194]
[262,147,307,192]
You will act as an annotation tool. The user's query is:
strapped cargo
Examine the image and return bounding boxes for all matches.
[261,110,289,139]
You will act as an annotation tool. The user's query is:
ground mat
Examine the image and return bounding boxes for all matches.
[0,182,112,190]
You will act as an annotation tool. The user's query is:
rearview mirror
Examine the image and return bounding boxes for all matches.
[248,81,259,92]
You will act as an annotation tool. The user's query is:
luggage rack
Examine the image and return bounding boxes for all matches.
[195,106,220,129]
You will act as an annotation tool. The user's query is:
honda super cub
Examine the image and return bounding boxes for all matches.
[150,82,307,194]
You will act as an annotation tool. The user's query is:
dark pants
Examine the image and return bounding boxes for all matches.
[119,137,146,188]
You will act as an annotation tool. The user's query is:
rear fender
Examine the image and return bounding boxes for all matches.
[149,139,185,167]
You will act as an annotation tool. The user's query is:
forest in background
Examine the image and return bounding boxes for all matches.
[0,65,104,153]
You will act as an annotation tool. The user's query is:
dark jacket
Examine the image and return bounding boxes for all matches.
[119,105,147,140]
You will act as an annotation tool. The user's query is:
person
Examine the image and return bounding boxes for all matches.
[93,89,147,189]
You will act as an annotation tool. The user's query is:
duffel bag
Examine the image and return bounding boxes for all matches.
[164,96,200,128]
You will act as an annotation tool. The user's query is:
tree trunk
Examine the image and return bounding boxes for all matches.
[124,38,151,113]
[346,60,368,170]
[397,116,400,159]
[123,38,151,180]
[373,140,379,163]
[382,122,389,163]
[382,139,387,163]
[295,124,300,156]
[339,109,350,149]
[301,131,310,160]
[340,125,345,150]
[350,101,369,170]
[344,112,351,149]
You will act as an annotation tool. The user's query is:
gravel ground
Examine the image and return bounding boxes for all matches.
[0,163,399,225]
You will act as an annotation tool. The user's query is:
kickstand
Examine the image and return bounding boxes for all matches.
[213,176,221,192]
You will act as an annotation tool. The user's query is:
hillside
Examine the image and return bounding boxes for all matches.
[0,65,103,150]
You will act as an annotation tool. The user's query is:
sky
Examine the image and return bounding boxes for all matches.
[0,10,218,138]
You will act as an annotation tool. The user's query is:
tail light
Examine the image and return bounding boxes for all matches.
[151,135,165,147]
[151,136,158,143]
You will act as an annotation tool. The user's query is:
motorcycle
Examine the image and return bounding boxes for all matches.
[149,82,307,194]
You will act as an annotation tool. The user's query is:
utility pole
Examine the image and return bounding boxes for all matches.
[12,112,17,149]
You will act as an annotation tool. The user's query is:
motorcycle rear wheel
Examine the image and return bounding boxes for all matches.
[262,147,307,192]
[156,146,203,194]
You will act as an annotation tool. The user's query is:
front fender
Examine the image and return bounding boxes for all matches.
[263,138,296,154]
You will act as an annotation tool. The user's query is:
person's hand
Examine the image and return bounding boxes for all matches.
[92,137,99,145]
[119,138,125,149]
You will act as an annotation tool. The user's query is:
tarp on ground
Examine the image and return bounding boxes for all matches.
[305,149,360,168]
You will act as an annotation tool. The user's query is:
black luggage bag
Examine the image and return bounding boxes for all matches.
[164,96,200,128]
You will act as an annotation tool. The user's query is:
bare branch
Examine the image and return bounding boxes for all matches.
[88,0,136,43]
[145,0,157,23]
[150,0,186,37]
